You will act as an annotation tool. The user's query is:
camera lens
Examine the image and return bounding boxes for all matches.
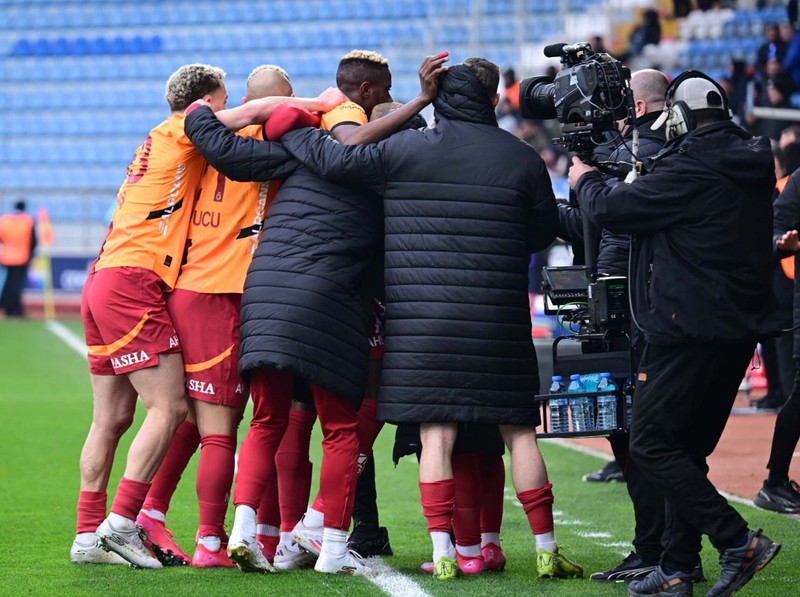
[519,76,558,120]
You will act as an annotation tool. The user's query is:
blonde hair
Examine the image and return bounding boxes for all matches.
[339,49,388,66]
[336,50,390,92]
[165,63,226,112]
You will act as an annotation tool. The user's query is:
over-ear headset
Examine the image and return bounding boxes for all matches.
[651,70,733,139]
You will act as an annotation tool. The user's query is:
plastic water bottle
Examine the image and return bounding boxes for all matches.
[568,374,594,432]
[623,378,635,428]
[548,375,569,434]
[596,372,618,430]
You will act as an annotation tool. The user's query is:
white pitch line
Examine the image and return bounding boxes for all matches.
[367,558,434,597]
[46,320,87,360]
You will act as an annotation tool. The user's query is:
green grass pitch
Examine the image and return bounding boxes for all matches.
[0,319,797,596]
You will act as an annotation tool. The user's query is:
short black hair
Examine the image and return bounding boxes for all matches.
[693,108,729,127]
[13,199,26,211]
[336,50,390,94]
[464,57,500,100]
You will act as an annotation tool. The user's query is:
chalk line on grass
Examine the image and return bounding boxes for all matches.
[367,558,434,597]
[46,320,87,359]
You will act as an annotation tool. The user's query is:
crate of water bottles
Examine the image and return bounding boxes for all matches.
[536,371,634,438]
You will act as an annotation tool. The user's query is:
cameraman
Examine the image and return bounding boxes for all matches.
[562,70,688,585]
[569,72,781,596]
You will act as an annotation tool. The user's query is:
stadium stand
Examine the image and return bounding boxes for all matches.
[0,0,791,257]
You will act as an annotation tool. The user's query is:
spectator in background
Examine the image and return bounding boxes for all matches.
[753,58,797,141]
[496,97,520,133]
[0,199,37,318]
[591,35,610,55]
[623,9,661,63]
[502,67,520,112]
[757,24,788,83]
[780,123,800,148]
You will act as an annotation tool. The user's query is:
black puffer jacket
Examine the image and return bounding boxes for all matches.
[282,65,558,425]
[773,168,800,357]
[184,107,382,404]
[576,121,780,345]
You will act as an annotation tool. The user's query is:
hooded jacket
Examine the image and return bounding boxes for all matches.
[281,65,558,425]
[184,106,382,405]
[575,120,780,345]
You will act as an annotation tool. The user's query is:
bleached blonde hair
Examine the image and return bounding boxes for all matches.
[336,50,390,92]
[165,63,226,112]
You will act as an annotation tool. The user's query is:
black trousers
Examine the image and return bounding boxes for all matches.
[0,265,28,317]
[609,432,665,562]
[767,357,800,479]
[629,340,754,571]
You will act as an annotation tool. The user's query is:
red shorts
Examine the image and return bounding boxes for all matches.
[368,300,385,361]
[167,289,246,408]
[82,267,181,375]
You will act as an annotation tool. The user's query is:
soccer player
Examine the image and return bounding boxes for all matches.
[135,65,303,568]
[71,63,343,569]
[183,51,446,575]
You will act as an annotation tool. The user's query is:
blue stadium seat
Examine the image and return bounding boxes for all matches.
[10,38,33,57]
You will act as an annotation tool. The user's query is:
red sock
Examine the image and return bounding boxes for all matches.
[142,420,200,514]
[420,479,455,533]
[111,477,151,521]
[275,408,315,532]
[452,454,481,546]
[76,490,107,533]
[196,434,236,538]
[258,462,280,528]
[516,482,554,535]
[479,453,505,533]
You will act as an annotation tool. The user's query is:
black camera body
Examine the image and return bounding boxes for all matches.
[541,265,628,334]
[520,42,634,160]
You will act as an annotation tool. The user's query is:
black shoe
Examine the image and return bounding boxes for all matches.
[754,479,800,514]
[591,552,658,583]
[628,565,693,596]
[583,460,625,483]
[690,562,706,584]
[346,523,393,557]
[705,529,780,597]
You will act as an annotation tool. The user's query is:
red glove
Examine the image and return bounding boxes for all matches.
[265,104,321,141]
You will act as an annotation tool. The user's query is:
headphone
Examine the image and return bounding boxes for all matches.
[651,70,733,139]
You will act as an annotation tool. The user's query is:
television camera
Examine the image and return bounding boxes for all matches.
[519,42,634,164]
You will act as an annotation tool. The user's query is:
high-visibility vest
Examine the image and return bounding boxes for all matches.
[0,212,35,266]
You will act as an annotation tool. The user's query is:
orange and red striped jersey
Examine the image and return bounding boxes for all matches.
[175,124,281,294]
[94,113,205,289]
[320,100,368,131]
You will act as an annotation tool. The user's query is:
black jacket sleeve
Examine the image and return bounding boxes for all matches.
[184,106,298,183]
[281,128,387,194]
[575,167,688,234]
[523,160,558,253]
